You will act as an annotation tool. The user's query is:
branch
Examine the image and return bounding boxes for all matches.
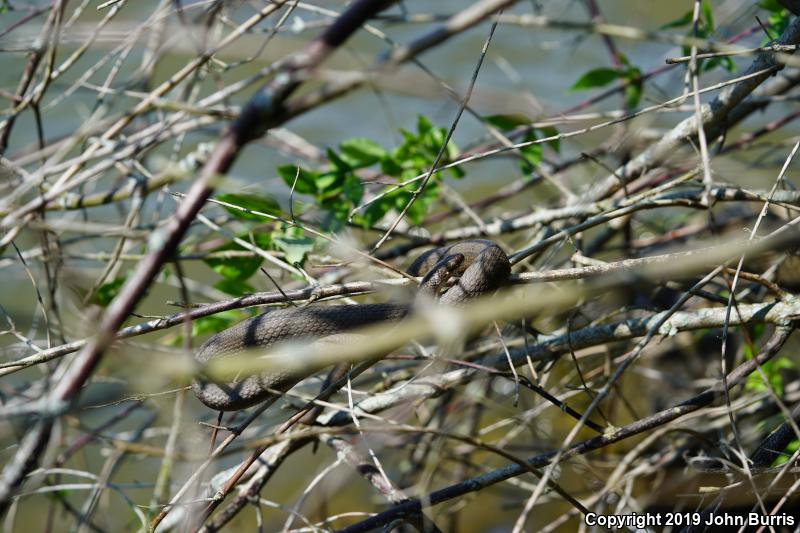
[0,0,400,514]
[335,327,793,532]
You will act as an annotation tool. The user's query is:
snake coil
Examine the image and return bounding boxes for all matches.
[192,240,510,410]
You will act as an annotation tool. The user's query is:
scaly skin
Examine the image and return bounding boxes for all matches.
[192,240,510,410]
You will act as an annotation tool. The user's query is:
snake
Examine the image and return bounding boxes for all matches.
[191,240,511,411]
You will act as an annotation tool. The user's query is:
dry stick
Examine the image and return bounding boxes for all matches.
[280,455,345,533]
[165,347,441,526]
[14,175,800,271]
[0,0,399,516]
[122,26,800,532]
[300,3,538,208]
[81,175,146,306]
[74,410,156,533]
[0,0,291,239]
[667,44,800,64]
[514,265,726,522]
[681,405,800,533]
[579,15,800,204]
[689,3,769,516]
[2,0,137,206]
[158,3,404,529]
[122,248,800,386]
[4,13,792,520]
[379,184,800,261]
[0,113,220,221]
[324,435,443,533]
[149,259,193,518]
[0,0,60,153]
[1,286,795,520]
[582,0,623,68]
[307,294,799,430]
[195,220,800,437]
[712,139,800,521]
[269,0,525,165]
[224,406,596,521]
[749,404,800,483]
[371,10,500,251]
[447,22,760,206]
[508,188,701,265]
[149,396,282,530]
[0,6,50,41]
[184,192,411,278]
[496,14,800,68]
[0,236,790,380]
[0,132,239,515]
[421,149,598,227]
[189,355,399,531]
[0,279,407,376]
[335,327,793,533]
[192,440,305,533]
[353,63,777,219]
[688,0,714,206]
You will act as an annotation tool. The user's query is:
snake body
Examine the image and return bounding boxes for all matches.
[192,240,510,411]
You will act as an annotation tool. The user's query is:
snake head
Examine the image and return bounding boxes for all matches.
[417,252,465,300]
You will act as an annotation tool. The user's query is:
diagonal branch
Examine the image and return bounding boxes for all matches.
[0,0,400,514]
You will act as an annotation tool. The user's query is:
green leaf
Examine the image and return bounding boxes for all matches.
[273,116,462,232]
[569,68,619,92]
[623,84,641,108]
[621,64,643,108]
[339,138,387,167]
[661,1,714,31]
[701,1,714,29]
[417,115,433,135]
[744,342,794,396]
[168,310,241,346]
[400,168,421,182]
[662,2,739,74]
[746,365,785,396]
[216,193,281,221]
[214,278,255,296]
[750,323,766,343]
[538,126,561,153]
[720,56,737,72]
[484,114,531,131]
[445,138,460,161]
[761,0,784,11]
[342,174,364,204]
[380,156,403,177]
[326,148,351,172]
[274,235,314,265]
[277,165,318,195]
[396,182,439,225]
[700,55,736,74]
[92,275,127,306]
[773,438,800,466]
[315,171,343,194]
[427,129,447,152]
[319,200,350,232]
[519,131,542,173]
[203,234,269,282]
[193,311,240,336]
[762,7,791,45]
[660,9,694,29]
[448,164,465,179]
[360,196,393,228]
